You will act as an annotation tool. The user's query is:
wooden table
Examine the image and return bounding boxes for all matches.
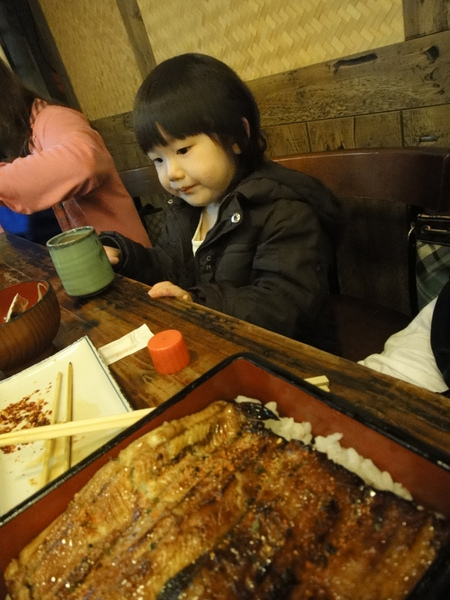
[1,232,449,458]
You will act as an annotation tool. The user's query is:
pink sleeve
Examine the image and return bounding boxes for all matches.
[0,106,115,214]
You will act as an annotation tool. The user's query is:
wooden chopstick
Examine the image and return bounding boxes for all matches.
[0,408,155,447]
[62,362,73,470]
[41,371,63,487]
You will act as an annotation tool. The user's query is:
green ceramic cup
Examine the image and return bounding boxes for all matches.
[46,226,115,297]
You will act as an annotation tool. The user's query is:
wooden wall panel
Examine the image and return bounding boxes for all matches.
[264,123,310,157]
[403,0,450,39]
[403,104,450,147]
[248,30,450,128]
[307,118,355,153]
[354,113,403,148]
[93,112,149,172]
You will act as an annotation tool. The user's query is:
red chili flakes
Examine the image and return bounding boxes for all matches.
[0,390,52,454]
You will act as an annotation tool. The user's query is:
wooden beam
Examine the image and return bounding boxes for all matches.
[23,0,80,109]
[403,0,450,40]
[116,0,157,79]
[248,29,450,127]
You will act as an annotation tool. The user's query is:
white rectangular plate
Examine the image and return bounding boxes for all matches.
[0,336,132,517]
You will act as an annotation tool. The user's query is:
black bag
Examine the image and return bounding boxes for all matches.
[409,213,450,313]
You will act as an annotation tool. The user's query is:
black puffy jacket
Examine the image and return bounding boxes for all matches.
[100,161,345,351]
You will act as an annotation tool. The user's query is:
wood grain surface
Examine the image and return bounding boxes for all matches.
[1,232,449,458]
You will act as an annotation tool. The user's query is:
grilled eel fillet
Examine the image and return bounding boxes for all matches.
[5,401,450,600]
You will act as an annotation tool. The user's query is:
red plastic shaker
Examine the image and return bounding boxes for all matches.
[147,329,190,374]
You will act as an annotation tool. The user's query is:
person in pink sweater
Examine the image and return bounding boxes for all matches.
[0,59,150,247]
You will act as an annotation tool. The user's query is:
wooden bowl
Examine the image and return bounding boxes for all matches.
[0,281,61,374]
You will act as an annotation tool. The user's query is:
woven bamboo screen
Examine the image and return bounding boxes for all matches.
[140,0,404,81]
[38,0,404,120]
[38,0,142,119]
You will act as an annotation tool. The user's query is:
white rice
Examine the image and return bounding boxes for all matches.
[234,395,412,501]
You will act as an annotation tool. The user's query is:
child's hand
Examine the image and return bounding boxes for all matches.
[103,245,121,265]
[148,281,192,301]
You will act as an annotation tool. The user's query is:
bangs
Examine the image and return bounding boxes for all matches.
[133,85,220,154]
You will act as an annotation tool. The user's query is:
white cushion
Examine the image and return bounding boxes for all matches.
[359,298,447,393]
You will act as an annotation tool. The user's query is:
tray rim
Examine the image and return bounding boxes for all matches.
[2,351,450,529]
[1,351,449,599]
[80,350,450,469]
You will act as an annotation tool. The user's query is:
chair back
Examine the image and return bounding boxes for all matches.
[275,147,450,211]
[119,165,166,242]
[274,147,450,360]
[119,165,165,199]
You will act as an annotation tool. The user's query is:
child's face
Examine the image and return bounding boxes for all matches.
[148,132,239,207]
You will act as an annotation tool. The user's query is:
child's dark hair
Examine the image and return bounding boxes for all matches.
[133,53,267,177]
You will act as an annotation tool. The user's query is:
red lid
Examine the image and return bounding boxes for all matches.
[147,329,190,375]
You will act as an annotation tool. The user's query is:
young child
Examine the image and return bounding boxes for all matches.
[101,53,345,351]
